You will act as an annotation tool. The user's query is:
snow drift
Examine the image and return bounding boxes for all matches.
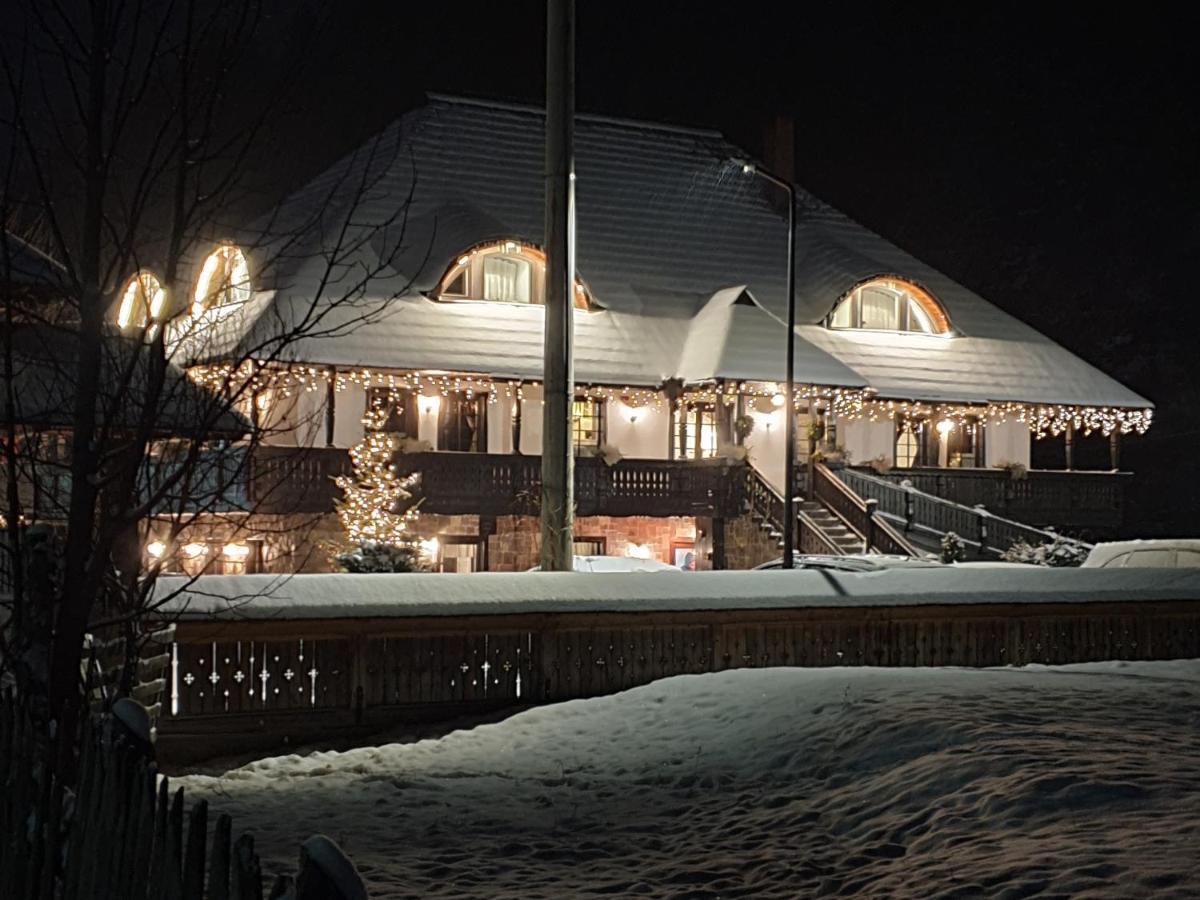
[179,661,1200,898]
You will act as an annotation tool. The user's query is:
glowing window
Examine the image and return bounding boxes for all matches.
[828,278,951,335]
[116,271,166,331]
[433,240,590,309]
[192,245,251,315]
[572,398,605,449]
[675,402,718,460]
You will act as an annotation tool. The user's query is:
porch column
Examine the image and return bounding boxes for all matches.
[711,516,726,570]
[512,384,523,454]
[324,366,337,447]
[1109,431,1121,471]
[1064,423,1075,471]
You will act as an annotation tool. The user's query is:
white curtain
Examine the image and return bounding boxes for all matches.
[483,255,532,303]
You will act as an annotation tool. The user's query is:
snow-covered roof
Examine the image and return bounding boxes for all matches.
[154,568,1200,620]
[186,95,1149,408]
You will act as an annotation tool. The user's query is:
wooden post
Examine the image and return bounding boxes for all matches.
[1064,423,1075,471]
[324,366,336,447]
[511,384,523,454]
[1109,431,1121,471]
[711,517,726,570]
[539,0,576,571]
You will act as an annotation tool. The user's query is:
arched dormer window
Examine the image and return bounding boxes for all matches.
[192,244,251,316]
[828,277,952,335]
[434,240,591,309]
[116,271,166,331]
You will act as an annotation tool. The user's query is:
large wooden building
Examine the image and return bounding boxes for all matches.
[110,96,1151,573]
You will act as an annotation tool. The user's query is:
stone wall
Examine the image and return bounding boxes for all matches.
[157,511,703,574]
[723,513,782,570]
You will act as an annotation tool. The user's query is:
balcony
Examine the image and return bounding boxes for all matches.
[393,452,746,519]
[862,466,1130,532]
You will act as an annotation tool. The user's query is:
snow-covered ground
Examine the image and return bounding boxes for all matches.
[180,662,1200,898]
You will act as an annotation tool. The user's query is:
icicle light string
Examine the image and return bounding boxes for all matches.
[186,364,1152,438]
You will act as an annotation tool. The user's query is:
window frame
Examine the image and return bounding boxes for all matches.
[432,240,592,309]
[674,401,719,460]
[827,277,952,335]
[572,397,606,451]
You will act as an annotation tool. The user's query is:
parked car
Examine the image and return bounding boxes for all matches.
[529,555,684,573]
[1081,539,1200,569]
[752,554,944,573]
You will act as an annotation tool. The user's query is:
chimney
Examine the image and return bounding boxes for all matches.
[763,113,796,183]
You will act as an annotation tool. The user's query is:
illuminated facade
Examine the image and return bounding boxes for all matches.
[108,97,1150,572]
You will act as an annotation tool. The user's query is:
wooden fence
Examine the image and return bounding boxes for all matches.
[0,692,362,899]
[158,598,1200,762]
[1,694,266,899]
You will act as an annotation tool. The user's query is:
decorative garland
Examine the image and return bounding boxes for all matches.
[186,363,1152,439]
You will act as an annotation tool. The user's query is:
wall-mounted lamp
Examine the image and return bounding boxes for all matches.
[936,418,955,437]
[419,537,441,559]
[181,542,208,560]
[147,540,166,559]
[420,395,441,416]
[624,542,654,560]
[771,392,786,408]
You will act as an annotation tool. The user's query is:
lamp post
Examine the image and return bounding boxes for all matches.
[737,160,797,568]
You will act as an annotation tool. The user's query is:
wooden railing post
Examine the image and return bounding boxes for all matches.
[864,498,877,553]
[902,480,915,532]
[975,504,989,557]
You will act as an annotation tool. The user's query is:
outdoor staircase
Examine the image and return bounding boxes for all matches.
[743,463,919,557]
[798,500,864,553]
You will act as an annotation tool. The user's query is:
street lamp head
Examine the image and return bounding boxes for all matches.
[730,157,757,175]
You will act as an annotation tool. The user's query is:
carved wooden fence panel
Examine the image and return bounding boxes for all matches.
[160,599,1200,763]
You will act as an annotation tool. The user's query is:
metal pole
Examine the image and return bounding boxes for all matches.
[540,0,576,571]
[782,181,796,568]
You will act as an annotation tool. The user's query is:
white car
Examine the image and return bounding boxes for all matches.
[529,555,684,573]
[1081,539,1200,569]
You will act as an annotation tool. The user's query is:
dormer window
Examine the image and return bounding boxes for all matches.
[192,244,251,316]
[116,271,166,331]
[828,277,951,335]
[434,240,591,309]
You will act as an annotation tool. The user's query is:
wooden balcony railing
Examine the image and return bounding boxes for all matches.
[864,466,1129,532]
[393,452,747,519]
[245,445,354,515]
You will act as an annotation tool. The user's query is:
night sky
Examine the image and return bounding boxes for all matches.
[253,3,1199,535]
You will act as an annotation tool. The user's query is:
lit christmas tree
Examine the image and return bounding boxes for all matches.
[334,432,423,562]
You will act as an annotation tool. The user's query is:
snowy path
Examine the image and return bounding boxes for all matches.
[179,662,1200,898]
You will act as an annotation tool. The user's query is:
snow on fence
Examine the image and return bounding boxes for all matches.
[151,571,1200,762]
[0,692,364,899]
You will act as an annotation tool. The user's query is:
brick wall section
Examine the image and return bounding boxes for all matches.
[487,515,698,571]
[160,512,703,574]
[724,513,782,570]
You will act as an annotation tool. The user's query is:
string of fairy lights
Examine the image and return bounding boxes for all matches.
[186,362,1153,439]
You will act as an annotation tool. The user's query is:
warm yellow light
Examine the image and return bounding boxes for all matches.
[181,542,208,559]
[625,543,654,560]
[419,537,440,559]
[192,244,250,316]
[936,418,955,436]
[419,395,441,416]
[147,540,167,559]
[117,272,166,329]
[771,392,785,408]
[222,543,250,562]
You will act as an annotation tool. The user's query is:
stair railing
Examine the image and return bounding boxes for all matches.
[812,464,921,557]
[837,466,1093,557]
[744,464,843,556]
